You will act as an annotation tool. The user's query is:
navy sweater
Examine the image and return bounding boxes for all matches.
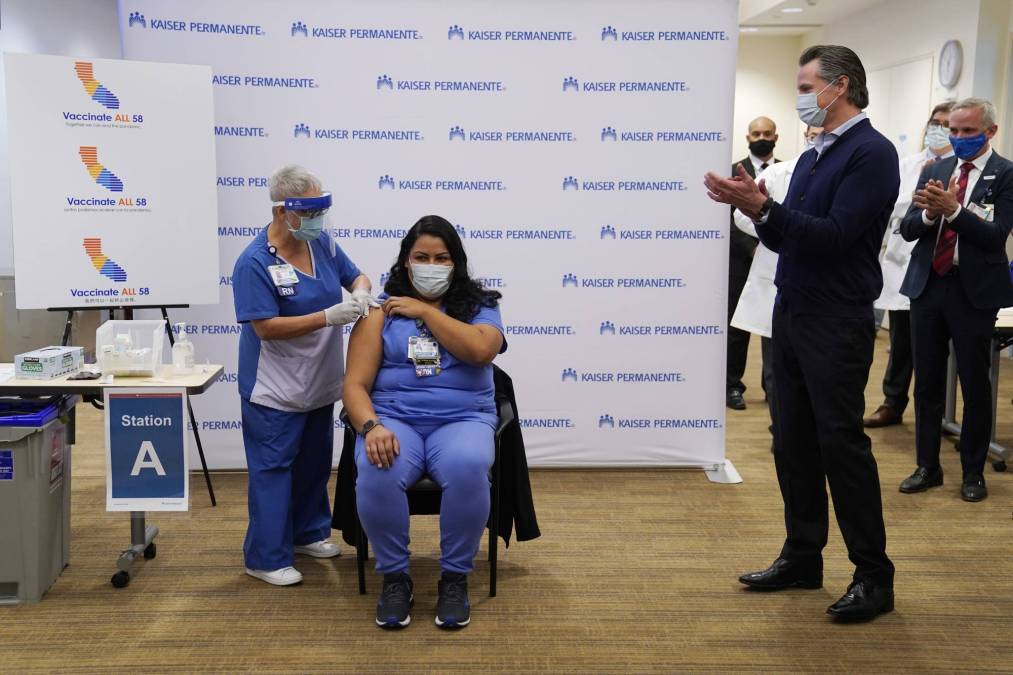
[756,118,900,318]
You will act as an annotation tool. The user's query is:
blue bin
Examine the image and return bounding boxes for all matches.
[0,397,65,428]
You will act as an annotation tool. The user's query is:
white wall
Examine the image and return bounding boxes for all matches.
[802,0,982,102]
[971,0,1012,112]
[0,0,121,277]
[732,35,804,164]
[800,0,1012,157]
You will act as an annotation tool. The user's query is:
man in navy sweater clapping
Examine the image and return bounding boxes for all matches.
[704,45,898,623]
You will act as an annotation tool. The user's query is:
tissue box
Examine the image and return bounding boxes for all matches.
[14,346,84,380]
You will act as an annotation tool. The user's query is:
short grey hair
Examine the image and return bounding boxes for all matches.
[799,45,869,109]
[268,165,322,201]
[951,97,997,127]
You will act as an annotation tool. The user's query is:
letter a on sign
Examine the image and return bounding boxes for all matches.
[105,387,189,512]
[131,441,167,476]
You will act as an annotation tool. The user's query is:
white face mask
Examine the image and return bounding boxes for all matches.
[924,125,951,150]
[796,78,842,127]
[409,263,453,299]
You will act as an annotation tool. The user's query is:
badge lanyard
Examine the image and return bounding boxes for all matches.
[409,318,441,377]
[266,243,298,297]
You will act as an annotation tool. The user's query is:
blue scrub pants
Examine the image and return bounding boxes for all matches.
[355,417,494,575]
[241,398,334,570]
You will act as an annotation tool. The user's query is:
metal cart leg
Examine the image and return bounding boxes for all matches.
[987,337,1010,471]
[111,511,159,588]
[942,341,959,437]
[940,336,1012,471]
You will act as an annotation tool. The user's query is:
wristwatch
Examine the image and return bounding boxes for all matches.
[756,195,775,220]
[361,419,381,436]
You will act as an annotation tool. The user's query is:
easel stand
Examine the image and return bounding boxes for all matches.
[48,304,217,506]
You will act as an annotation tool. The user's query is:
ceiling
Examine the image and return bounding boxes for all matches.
[739,0,889,36]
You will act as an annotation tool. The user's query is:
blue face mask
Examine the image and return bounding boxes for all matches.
[949,133,988,160]
[289,214,324,241]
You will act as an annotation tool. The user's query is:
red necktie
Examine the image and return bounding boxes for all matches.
[932,161,975,275]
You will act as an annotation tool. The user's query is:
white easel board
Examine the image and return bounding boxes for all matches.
[5,53,219,309]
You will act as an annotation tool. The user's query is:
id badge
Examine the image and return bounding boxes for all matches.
[409,336,441,377]
[968,200,992,221]
[268,264,299,286]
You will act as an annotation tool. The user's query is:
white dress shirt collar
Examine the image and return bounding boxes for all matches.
[961,146,993,173]
[814,111,868,156]
[749,154,772,172]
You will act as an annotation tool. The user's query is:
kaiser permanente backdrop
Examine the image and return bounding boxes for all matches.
[120,0,738,469]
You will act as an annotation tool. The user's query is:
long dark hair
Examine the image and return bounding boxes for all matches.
[384,215,501,322]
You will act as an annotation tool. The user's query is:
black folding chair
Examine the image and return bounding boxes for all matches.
[338,396,514,597]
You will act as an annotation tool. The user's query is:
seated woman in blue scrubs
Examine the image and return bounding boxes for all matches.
[343,215,506,630]
[233,165,379,586]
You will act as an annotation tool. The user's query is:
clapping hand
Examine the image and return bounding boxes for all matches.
[704,164,769,219]
[913,177,959,221]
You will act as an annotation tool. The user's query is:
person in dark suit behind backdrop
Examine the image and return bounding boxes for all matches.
[897,97,1013,502]
[727,116,780,411]
[705,45,898,623]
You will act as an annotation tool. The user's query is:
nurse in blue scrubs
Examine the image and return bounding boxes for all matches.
[343,215,506,630]
[232,165,378,586]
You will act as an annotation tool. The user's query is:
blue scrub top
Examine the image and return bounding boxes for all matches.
[371,301,507,426]
[233,227,361,412]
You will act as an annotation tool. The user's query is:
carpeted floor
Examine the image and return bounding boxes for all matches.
[3,330,1012,673]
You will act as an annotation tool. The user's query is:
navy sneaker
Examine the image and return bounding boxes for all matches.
[376,572,413,629]
[435,572,471,629]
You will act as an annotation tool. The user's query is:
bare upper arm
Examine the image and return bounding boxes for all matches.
[473,323,504,364]
[343,309,384,393]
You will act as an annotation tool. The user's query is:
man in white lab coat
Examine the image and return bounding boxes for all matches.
[865,102,955,428]
[731,126,822,443]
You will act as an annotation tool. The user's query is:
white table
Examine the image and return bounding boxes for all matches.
[0,364,224,587]
[942,312,1013,472]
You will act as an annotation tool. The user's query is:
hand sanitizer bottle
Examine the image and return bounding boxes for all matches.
[172,322,195,375]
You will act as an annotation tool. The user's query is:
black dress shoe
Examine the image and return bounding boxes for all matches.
[898,466,943,493]
[726,390,746,411]
[739,558,822,590]
[961,475,987,502]
[826,580,894,622]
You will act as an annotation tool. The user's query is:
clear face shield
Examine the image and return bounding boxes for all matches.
[272,191,332,241]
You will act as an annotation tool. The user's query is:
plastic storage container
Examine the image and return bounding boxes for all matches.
[0,396,75,604]
[96,319,166,376]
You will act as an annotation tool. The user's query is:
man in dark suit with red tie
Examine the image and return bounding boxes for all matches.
[898,97,1013,502]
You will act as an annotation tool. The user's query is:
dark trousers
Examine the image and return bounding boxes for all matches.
[910,271,998,478]
[761,336,776,429]
[881,310,914,413]
[727,261,751,393]
[771,301,894,587]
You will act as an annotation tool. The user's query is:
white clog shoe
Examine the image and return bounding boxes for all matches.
[245,566,304,586]
[294,540,342,559]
